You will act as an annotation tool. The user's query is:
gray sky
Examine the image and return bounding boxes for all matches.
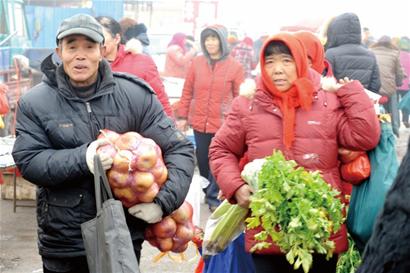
[217,0,410,39]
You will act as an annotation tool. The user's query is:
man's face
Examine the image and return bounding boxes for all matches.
[56,35,103,87]
[264,53,297,92]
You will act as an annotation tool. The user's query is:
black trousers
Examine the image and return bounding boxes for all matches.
[42,256,89,273]
[193,130,220,208]
[252,253,338,273]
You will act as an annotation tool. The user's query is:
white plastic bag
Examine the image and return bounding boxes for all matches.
[185,174,202,226]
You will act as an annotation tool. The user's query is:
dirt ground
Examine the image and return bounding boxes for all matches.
[0,197,210,273]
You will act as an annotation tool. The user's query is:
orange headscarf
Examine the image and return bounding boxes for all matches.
[260,32,315,149]
[293,31,325,74]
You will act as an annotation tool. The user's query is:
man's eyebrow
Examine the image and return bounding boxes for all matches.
[85,37,97,44]
[65,36,97,44]
[65,37,77,44]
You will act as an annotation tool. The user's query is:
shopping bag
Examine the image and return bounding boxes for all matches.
[203,233,255,273]
[81,155,140,273]
[347,122,398,252]
[398,90,410,113]
[340,153,371,184]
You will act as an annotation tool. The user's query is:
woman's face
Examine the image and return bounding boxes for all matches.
[204,34,221,59]
[101,28,120,61]
[264,53,297,92]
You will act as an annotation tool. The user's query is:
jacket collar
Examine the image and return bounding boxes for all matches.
[41,54,115,100]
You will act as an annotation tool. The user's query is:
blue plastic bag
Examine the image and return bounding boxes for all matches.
[347,122,399,252]
[203,233,255,273]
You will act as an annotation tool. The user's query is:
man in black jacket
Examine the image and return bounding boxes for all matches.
[12,14,195,273]
[325,12,381,93]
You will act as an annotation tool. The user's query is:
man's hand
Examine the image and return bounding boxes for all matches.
[86,139,113,174]
[128,202,163,223]
[234,184,253,208]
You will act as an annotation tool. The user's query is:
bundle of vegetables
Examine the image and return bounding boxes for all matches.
[202,200,248,255]
[245,150,344,273]
[201,159,266,255]
[96,129,168,207]
[144,201,195,253]
[336,237,362,273]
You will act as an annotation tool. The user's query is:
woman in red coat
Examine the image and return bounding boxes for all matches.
[176,24,244,211]
[163,32,197,79]
[209,33,380,273]
[96,16,173,118]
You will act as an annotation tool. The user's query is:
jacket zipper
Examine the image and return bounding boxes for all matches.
[204,63,215,132]
[85,102,99,138]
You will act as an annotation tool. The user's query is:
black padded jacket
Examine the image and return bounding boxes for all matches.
[325,13,381,93]
[12,55,195,258]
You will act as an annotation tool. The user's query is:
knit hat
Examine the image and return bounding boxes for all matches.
[124,23,147,41]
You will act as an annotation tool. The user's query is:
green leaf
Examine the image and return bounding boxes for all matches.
[286,248,296,264]
[302,253,313,273]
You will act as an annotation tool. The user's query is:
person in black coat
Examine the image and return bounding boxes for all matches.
[356,138,410,273]
[12,14,195,273]
[325,13,381,93]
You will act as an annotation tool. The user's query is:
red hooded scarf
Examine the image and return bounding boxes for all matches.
[293,31,326,74]
[260,33,315,149]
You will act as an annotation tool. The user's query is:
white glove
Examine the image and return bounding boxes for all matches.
[128,203,163,223]
[86,139,113,174]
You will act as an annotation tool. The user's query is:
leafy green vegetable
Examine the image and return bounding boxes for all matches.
[244,150,344,273]
[336,235,362,272]
[203,200,249,255]
[335,204,361,272]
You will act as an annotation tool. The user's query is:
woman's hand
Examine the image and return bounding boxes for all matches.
[176,118,188,132]
[321,76,353,92]
[338,77,353,85]
[234,184,253,208]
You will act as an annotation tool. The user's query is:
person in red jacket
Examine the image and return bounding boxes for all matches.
[95,16,173,118]
[162,32,197,79]
[176,24,244,211]
[209,33,380,273]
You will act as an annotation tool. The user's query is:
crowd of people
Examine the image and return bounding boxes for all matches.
[3,10,410,273]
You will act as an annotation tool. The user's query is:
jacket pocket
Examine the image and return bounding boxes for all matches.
[155,118,186,151]
[42,189,86,234]
[47,190,83,207]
